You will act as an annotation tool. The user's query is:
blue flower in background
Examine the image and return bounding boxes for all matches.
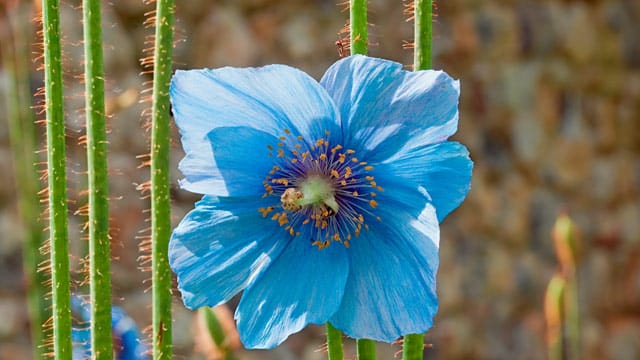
[71,296,148,360]
[169,55,472,349]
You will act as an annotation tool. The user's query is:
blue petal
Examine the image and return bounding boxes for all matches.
[330,196,440,341]
[235,234,349,349]
[169,195,286,309]
[378,141,473,222]
[171,65,341,193]
[177,136,225,195]
[320,55,460,162]
[204,127,279,197]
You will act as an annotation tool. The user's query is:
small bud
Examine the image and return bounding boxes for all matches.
[552,213,579,276]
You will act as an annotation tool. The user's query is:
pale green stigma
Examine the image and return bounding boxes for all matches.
[281,175,339,214]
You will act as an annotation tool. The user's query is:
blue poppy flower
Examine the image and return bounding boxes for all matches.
[71,295,149,360]
[169,55,472,349]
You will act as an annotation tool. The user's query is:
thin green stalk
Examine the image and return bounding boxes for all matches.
[42,0,72,358]
[545,274,566,360]
[552,215,580,359]
[326,323,344,360]
[82,0,112,358]
[402,2,433,358]
[413,0,432,70]
[565,278,580,360]
[357,339,376,360]
[348,3,370,357]
[2,2,48,358]
[403,334,424,360]
[150,0,174,358]
[325,2,368,357]
[350,0,368,55]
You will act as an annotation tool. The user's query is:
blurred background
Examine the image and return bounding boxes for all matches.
[0,0,639,359]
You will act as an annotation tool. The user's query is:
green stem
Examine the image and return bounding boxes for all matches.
[356,339,376,360]
[545,274,566,360]
[42,0,72,358]
[2,2,49,358]
[326,323,344,360]
[82,0,112,358]
[403,334,424,360]
[401,2,432,358]
[565,274,580,359]
[150,0,174,358]
[350,0,368,55]
[413,0,432,70]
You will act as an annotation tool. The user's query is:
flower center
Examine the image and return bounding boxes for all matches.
[258,129,382,250]
[284,175,339,214]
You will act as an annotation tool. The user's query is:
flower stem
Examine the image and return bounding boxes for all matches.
[545,274,566,360]
[402,2,433,357]
[356,339,376,360]
[41,0,72,358]
[150,0,174,358]
[413,0,432,70]
[350,0,368,55]
[1,2,49,358]
[323,2,369,357]
[402,334,425,360]
[82,0,113,358]
[551,215,581,359]
[326,323,344,360]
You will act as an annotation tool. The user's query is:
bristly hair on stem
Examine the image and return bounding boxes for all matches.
[401,2,434,359]
[138,0,175,359]
[403,0,437,70]
[326,323,344,360]
[349,0,368,55]
[335,0,377,58]
[82,0,113,358]
[40,0,73,358]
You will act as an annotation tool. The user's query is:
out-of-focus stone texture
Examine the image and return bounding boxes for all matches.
[0,0,639,359]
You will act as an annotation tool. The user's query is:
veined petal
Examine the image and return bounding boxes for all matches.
[169,195,285,309]
[171,65,342,195]
[205,127,280,197]
[379,141,473,222]
[179,127,278,196]
[320,55,460,162]
[177,137,226,195]
[330,195,440,341]
[235,233,349,349]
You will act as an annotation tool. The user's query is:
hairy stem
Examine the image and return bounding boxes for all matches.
[350,0,368,55]
[82,0,113,358]
[357,339,376,360]
[403,334,425,360]
[325,2,370,357]
[326,323,344,360]
[401,2,433,358]
[150,0,175,358]
[42,0,72,358]
[413,0,432,70]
